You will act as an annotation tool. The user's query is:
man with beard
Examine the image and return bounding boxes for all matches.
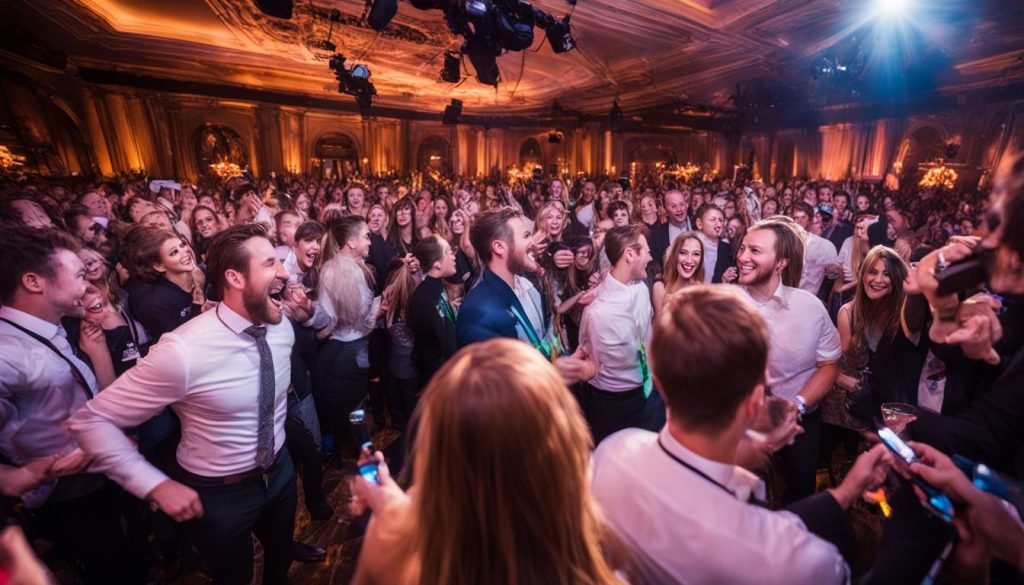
[735,218,841,503]
[457,207,596,384]
[69,224,304,585]
[1,227,145,584]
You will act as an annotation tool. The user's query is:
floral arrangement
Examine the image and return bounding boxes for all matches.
[209,160,243,180]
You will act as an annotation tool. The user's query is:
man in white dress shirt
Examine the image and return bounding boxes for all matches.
[736,218,842,503]
[791,202,842,296]
[592,286,891,585]
[579,224,664,444]
[69,224,300,585]
[1,227,145,584]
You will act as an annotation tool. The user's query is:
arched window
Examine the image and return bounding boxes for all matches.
[519,138,542,167]
[417,136,451,173]
[314,133,360,178]
[194,124,248,177]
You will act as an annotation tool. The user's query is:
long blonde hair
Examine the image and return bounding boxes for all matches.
[410,340,621,585]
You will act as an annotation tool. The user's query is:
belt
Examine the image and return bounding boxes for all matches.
[176,449,285,488]
[585,383,646,401]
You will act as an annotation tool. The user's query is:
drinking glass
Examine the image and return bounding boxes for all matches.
[881,402,917,439]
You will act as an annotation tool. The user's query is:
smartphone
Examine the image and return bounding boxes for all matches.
[877,426,955,523]
[349,408,380,485]
[936,254,987,296]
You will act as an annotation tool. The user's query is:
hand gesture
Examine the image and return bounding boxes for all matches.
[552,249,574,270]
[78,321,107,358]
[577,289,598,307]
[148,479,203,522]
[349,448,407,517]
[831,443,893,509]
[283,284,315,323]
[722,266,739,283]
[555,347,598,385]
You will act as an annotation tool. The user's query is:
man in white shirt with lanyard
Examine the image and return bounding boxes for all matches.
[736,218,842,503]
[0,227,145,584]
[592,285,891,585]
[578,224,663,444]
[69,224,302,585]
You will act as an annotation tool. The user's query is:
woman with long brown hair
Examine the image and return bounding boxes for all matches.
[836,245,927,421]
[651,232,705,316]
[121,225,206,341]
[351,339,624,585]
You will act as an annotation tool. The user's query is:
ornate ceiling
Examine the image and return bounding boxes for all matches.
[4,0,1024,117]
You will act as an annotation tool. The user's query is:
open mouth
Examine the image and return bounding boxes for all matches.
[269,285,284,306]
[681,262,697,273]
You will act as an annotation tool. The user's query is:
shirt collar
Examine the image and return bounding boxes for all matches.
[745,280,790,310]
[0,306,61,340]
[658,426,765,503]
[215,302,255,335]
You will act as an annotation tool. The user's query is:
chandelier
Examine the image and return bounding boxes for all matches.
[919,164,958,190]
[209,160,242,180]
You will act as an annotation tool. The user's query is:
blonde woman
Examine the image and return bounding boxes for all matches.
[310,215,381,459]
[351,339,624,585]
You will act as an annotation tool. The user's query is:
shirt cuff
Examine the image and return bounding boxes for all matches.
[120,459,171,500]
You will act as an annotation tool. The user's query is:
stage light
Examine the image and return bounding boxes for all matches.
[442,99,463,125]
[441,51,462,83]
[875,0,910,18]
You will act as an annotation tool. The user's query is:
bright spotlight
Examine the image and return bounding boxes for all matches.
[876,0,910,18]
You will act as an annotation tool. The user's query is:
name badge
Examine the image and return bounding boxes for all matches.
[121,342,141,363]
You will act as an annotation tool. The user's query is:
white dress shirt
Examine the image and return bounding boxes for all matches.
[837,236,856,284]
[800,232,842,295]
[741,282,841,403]
[576,202,595,230]
[696,232,719,284]
[68,302,293,499]
[513,275,549,342]
[579,274,652,391]
[592,427,849,585]
[668,219,691,246]
[0,307,99,466]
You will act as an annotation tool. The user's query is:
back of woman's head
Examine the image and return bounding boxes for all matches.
[412,339,617,585]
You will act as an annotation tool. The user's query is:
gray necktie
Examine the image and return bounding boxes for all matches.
[244,325,276,468]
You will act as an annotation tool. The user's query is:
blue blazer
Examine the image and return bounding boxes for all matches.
[457,270,541,349]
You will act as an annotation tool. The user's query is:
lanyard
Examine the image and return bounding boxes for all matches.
[438,290,457,324]
[510,303,550,358]
[0,317,95,399]
[656,436,765,507]
[118,307,140,348]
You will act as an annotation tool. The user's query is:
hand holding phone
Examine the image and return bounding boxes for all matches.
[877,428,955,523]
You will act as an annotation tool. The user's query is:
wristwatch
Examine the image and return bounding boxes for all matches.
[794,395,807,417]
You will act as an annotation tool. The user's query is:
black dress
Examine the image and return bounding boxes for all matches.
[847,324,928,422]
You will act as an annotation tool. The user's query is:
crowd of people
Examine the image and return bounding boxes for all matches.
[0,157,1022,585]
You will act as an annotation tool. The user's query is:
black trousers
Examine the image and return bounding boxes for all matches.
[775,409,822,505]
[384,372,419,432]
[28,480,148,585]
[311,337,370,449]
[285,399,324,511]
[582,384,666,445]
[177,450,297,585]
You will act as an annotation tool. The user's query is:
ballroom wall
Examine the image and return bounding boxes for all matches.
[2,61,1023,187]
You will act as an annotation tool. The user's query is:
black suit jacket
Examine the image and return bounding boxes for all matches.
[407,276,458,387]
[648,223,672,275]
[825,222,853,253]
[709,240,736,284]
